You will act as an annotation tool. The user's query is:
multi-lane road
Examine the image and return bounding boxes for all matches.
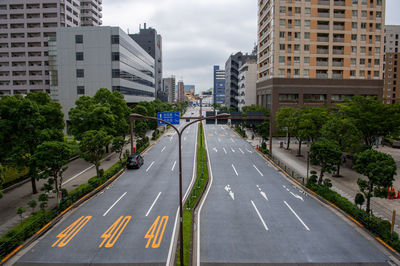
[7,107,397,265]
[11,110,199,266]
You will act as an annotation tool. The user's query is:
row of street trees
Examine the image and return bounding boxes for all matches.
[275,96,400,214]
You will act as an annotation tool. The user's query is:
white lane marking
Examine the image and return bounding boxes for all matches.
[260,191,269,201]
[232,164,238,176]
[213,147,218,153]
[290,191,304,201]
[230,138,235,143]
[223,147,227,154]
[161,146,166,153]
[253,164,264,176]
[145,192,162,217]
[238,148,244,154]
[103,192,127,216]
[251,200,269,231]
[224,184,235,200]
[171,160,176,171]
[230,147,235,153]
[146,161,155,172]
[218,138,221,142]
[284,201,310,231]
[246,148,253,153]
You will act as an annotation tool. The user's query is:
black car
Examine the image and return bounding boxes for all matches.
[126,153,144,169]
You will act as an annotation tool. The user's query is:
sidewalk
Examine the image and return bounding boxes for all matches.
[0,129,159,236]
[242,128,400,234]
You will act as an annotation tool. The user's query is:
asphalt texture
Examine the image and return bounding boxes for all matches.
[12,110,199,266]
[199,123,392,265]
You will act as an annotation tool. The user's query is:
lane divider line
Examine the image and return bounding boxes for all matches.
[284,201,310,231]
[251,200,269,231]
[171,160,177,171]
[145,192,162,217]
[239,148,244,154]
[223,147,227,154]
[253,164,264,177]
[103,192,127,216]
[161,146,166,153]
[146,161,155,172]
[232,164,238,176]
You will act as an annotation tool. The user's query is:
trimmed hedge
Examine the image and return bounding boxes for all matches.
[234,126,247,138]
[307,183,400,252]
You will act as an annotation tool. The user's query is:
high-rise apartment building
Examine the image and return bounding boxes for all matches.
[129,24,164,101]
[213,65,225,105]
[256,0,384,119]
[225,52,257,109]
[237,57,258,111]
[50,27,155,121]
[163,76,176,103]
[0,0,102,96]
[177,80,185,103]
[80,0,102,26]
[383,25,400,104]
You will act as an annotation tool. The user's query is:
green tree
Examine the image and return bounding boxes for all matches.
[275,106,299,150]
[16,207,26,223]
[38,193,48,210]
[242,104,269,116]
[79,130,112,177]
[28,199,37,214]
[300,106,330,143]
[341,96,400,148]
[321,116,363,176]
[353,149,397,214]
[212,102,222,112]
[111,136,127,164]
[33,141,72,196]
[0,164,4,198]
[309,139,342,185]
[354,193,365,210]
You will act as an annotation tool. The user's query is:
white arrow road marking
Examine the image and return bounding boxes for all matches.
[171,161,176,171]
[238,148,244,154]
[284,201,310,231]
[231,147,235,153]
[251,200,269,231]
[146,161,155,172]
[231,164,238,176]
[161,146,166,152]
[103,192,127,216]
[246,148,253,153]
[260,191,269,201]
[223,147,227,154]
[213,147,218,153]
[290,191,304,201]
[253,164,264,176]
[224,184,235,200]
[145,192,162,217]
[218,138,221,142]
[230,138,235,143]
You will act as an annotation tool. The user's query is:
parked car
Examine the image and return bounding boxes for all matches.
[126,153,144,169]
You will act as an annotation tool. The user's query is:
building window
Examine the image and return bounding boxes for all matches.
[295,19,301,27]
[374,59,380,65]
[375,35,381,42]
[361,34,366,41]
[280,6,286,13]
[360,70,365,77]
[294,57,300,63]
[280,44,285,51]
[352,10,358,17]
[279,56,285,63]
[374,71,379,77]
[294,69,300,76]
[352,22,357,29]
[76,69,84,77]
[351,34,357,41]
[294,32,300,39]
[305,8,310,15]
[304,69,309,77]
[352,0,358,4]
[376,24,381,30]
[112,69,120,78]
[375,47,380,54]
[361,10,367,17]
[351,46,357,53]
[350,70,356,77]
[304,20,310,27]
[76,52,83,60]
[295,7,301,14]
[279,69,285,76]
[304,57,310,64]
[351,58,356,65]
[359,58,365,65]
[304,32,310,39]
[294,44,300,51]
[77,86,85,95]
[279,31,285,38]
[304,45,310,51]
[111,52,119,61]
[280,19,285,26]
[75,35,83,44]
[111,35,119,44]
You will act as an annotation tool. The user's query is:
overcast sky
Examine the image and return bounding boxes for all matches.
[103,0,400,93]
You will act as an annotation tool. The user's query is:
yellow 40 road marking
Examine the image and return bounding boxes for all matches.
[145,216,168,248]
[99,216,131,248]
[52,216,92,247]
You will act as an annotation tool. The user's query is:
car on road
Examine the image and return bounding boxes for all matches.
[126,153,144,169]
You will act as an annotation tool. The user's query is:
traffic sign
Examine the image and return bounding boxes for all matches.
[157,112,180,125]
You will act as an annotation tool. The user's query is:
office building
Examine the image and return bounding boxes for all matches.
[129,23,164,101]
[177,80,185,103]
[383,25,400,104]
[163,76,176,103]
[213,65,225,105]
[237,57,258,111]
[49,26,155,121]
[225,52,257,109]
[0,0,102,96]
[256,0,384,122]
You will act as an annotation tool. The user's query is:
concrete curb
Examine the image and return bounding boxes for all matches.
[255,148,400,261]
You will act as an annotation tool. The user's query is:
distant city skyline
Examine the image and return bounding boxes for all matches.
[103,0,400,93]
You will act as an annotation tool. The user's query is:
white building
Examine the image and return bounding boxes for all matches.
[237,58,257,111]
[50,26,155,121]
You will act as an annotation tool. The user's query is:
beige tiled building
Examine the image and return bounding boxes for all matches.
[383,25,400,104]
[256,0,385,122]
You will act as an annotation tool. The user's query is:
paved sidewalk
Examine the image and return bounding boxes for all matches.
[0,129,160,236]
[242,128,400,234]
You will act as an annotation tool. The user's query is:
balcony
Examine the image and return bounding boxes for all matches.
[333,37,344,42]
[334,13,345,18]
[332,61,344,66]
[316,73,328,79]
[318,0,330,5]
[332,73,343,79]
[333,25,345,30]
[318,12,330,18]
[317,61,328,66]
[317,37,329,42]
[333,49,344,55]
[334,0,345,6]
[317,49,329,54]
[318,24,330,30]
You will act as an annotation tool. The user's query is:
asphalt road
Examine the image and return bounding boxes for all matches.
[198,123,393,265]
[12,108,199,266]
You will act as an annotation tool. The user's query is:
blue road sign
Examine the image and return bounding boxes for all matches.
[157,112,180,125]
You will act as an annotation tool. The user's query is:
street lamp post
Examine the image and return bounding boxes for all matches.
[129,112,230,266]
